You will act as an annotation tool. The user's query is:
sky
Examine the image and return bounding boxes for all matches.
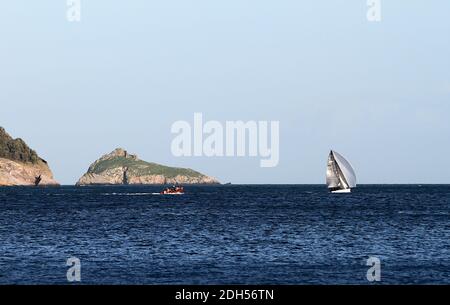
[1,1,449,185]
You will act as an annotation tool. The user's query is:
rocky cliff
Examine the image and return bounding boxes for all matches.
[0,127,59,186]
[76,148,219,185]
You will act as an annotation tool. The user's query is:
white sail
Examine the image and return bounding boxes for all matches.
[332,151,356,188]
[326,151,356,191]
[326,153,340,188]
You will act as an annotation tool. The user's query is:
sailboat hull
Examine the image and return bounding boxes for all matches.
[331,189,351,194]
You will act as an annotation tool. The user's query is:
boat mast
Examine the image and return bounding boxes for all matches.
[331,151,350,190]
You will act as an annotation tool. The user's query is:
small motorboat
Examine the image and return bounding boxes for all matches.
[160,185,185,195]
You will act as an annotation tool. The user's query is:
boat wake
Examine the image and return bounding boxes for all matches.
[152,193,184,195]
[101,193,153,196]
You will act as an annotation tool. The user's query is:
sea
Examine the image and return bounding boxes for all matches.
[0,185,449,284]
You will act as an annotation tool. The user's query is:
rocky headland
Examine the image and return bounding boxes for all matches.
[0,127,59,186]
[76,148,219,185]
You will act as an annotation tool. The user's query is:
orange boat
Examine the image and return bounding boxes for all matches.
[160,186,184,195]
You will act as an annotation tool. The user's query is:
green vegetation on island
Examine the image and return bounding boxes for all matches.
[0,127,41,164]
[89,155,203,178]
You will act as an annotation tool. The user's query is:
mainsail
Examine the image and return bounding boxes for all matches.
[326,151,356,191]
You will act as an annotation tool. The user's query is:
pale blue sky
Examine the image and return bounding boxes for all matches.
[1,1,449,184]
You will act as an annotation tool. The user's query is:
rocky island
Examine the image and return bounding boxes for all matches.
[76,148,219,185]
[0,127,59,186]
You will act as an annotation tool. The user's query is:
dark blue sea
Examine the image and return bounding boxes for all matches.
[0,185,449,284]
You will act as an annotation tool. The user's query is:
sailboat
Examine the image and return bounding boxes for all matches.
[326,150,356,193]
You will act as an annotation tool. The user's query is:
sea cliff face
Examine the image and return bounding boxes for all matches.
[76,148,219,186]
[0,127,59,186]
